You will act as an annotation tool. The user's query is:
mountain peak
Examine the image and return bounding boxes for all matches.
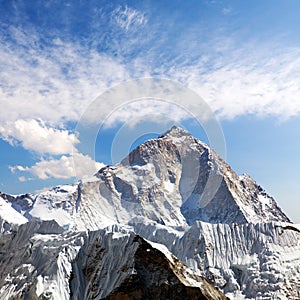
[0,127,297,300]
[159,125,191,139]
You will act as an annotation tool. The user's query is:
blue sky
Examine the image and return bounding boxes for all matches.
[0,0,300,222]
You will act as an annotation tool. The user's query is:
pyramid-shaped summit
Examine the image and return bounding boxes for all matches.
[159,125,191,137]
[2,126,290,231]
[115,125,290,225]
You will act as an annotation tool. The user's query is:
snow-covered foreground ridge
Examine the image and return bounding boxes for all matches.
[0,126,299,299]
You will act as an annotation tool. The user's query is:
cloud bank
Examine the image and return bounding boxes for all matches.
[1,25,300,128]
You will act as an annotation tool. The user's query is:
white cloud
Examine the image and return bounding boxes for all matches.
[0,27,130,125]
[2,24,300,133]
[165,47,300,120]
[13,153,104,180]
[101,99,190,128]
[0,119,79,155]
[77,45,300,125]
[112,5,147,31]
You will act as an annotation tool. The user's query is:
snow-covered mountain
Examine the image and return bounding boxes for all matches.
[0,126,299,299]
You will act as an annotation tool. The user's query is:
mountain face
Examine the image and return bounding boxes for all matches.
[119,126,290,225]
[0,126,299,299]
[0,221,227,300]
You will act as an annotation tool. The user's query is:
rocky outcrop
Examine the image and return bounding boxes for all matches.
[70,227,228,300]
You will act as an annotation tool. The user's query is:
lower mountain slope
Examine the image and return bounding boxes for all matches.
[135,221,300,299]
[0,219,227,300]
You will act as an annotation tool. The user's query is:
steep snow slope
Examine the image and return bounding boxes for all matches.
[70,225,228,300]
[0,220,77,299]
[0,196,27,226]
[134,221,300,299]
[1,218,299,299]
[0,221,227,300]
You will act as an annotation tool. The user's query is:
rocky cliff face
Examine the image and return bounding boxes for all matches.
[0,126,298,300]
[0,220,227,300]
[70,227,228,300]
[121,126,289,225]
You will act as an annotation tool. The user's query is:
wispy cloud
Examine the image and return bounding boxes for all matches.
[80,45,300,124]
[166,46,300,120]
[0,25,127,181]
[101,100,190,128]
[2,17,300,130]
[0,26,130,125]
[111,5,147,31]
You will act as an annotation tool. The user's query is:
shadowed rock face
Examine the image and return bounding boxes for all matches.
[108,240,228,300]
[0,219,228,300]
[71,232,228,300]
